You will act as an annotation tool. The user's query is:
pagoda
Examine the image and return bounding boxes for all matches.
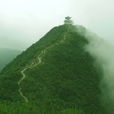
[64,16,73,25]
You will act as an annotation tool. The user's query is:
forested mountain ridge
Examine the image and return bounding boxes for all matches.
[0,24,105,113]
[0,48,21,71]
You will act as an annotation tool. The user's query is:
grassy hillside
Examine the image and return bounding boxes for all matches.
[0,48,21,71]
[0,25,105,113]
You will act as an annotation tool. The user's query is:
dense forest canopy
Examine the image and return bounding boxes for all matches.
[0,24,106,113]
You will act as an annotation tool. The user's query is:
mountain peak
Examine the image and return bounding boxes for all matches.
[0,23,104,113]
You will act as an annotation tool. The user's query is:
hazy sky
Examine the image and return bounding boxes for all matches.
[0,0,114,50]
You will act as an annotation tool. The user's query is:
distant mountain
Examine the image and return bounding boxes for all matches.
[0,48,21,71]
[0,24,105,113]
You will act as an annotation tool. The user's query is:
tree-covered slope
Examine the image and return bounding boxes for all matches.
[0,48,21,71]
[0,25,104,113]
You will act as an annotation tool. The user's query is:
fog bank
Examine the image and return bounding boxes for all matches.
[0,0,114,50]
[85,30,114,113]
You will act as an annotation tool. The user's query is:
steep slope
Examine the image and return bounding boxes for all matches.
[0,25,104,113]
[0,48,21,71]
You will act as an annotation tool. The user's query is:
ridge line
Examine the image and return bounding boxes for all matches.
[18,33,67,103]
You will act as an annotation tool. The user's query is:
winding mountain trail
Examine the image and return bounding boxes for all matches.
[18,68,28,103]
[18,34,67,103]
[18,50,45,103]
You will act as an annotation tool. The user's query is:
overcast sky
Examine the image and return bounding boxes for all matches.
[0,0,114,50]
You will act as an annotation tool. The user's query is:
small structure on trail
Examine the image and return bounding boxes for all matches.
[64,16,73,25]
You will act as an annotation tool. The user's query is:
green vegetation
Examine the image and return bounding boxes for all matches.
[0,48,21,71]
[0,25,105,113]
[0,101,83,114]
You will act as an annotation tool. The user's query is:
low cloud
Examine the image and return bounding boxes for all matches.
[84,29,114,112]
